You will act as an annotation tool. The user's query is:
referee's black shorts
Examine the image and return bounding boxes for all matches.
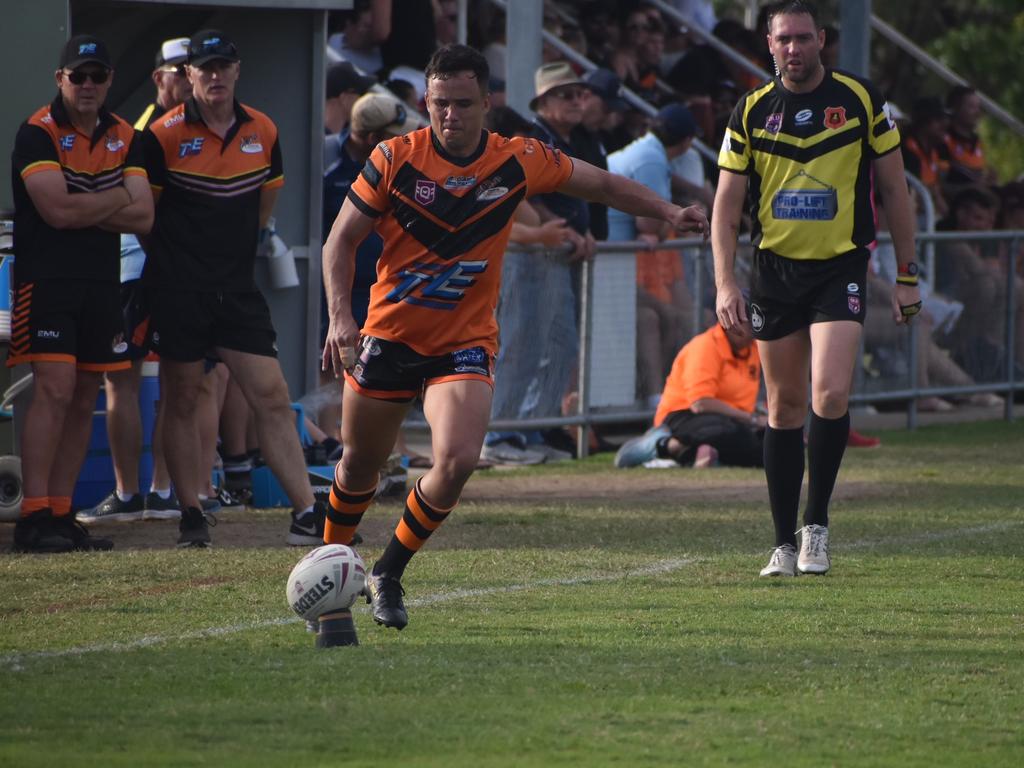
[748,249,869,341]
[148,287,277,362]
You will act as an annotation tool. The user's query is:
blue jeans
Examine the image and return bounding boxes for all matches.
[487,251,578,446]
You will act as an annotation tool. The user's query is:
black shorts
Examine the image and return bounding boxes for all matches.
[148,288,277,362]
[748,249,868,341]
[121,279,151,361]
[344,335,494,402]
[7,279,129,371]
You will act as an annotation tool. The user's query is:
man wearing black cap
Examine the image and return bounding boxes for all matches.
[8,34,153,552]
[143,29,325,548]
[608,104,700,405]
[324,61,376,135]
[573,68,628,242]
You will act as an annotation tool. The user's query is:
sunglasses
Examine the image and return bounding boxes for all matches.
[554,88,588,101]
[65,69,110,85]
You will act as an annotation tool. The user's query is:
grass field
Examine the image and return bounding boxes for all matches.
[2,420,1023,767]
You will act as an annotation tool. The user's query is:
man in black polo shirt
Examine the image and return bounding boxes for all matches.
[144,29,325,548]
[8,34,153,552]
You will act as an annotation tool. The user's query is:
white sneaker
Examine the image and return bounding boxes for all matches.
[797,524,830,574]
[759,544,797,577]
[481,441,546,466]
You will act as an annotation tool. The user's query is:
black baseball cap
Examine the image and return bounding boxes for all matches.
[326,61,376,99]
[583,68,628,112]
[188,29,240,67]
[59,35,112,70]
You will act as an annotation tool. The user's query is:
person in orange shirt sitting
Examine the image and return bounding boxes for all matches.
[615,317,764,469]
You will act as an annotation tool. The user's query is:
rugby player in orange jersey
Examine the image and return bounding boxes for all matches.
[321,44,708,631]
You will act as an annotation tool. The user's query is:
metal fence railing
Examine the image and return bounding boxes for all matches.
[411,229,1023,456]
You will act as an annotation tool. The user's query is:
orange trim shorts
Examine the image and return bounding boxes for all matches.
[344,335,494,402]
[7,279,130,371]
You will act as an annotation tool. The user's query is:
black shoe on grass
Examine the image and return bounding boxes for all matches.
[53,515,114,551]
[177,506,215,548]
[13,509,74,553]
[365,571,408,630]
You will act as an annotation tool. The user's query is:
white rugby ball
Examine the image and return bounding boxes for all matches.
[286,544,366,621]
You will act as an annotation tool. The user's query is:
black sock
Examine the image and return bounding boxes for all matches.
[804,411,849,528]
[763,425,805,548]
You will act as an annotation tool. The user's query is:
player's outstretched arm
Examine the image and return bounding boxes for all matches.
[322,198,376,377]
[558,157,709,238]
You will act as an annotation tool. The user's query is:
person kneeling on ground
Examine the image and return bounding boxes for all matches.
[615,318,763,469]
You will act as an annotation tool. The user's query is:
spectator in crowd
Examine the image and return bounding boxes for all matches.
[482,61,599,461]
[324,61,376,135]
[483,106,575,466]
[328,0,384,76]
[611,7,654,94]
[939,185,1024,380]
[9,35,153,552]
[321,44,707,630]
[615,317,764,469]
[578,1,618,67]
[866,197,1002,411]
[944,84,995,186]
[143,30,326,548]
[575,68,628,242]
[319,92,425,440]
[78,37,192,525]
[379,0,438,73]
[902,96,951,218]
[608,105,701,406]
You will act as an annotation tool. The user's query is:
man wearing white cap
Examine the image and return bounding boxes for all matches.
[134,38,193,131]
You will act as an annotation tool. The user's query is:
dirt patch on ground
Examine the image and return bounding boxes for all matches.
[0,472,886,553]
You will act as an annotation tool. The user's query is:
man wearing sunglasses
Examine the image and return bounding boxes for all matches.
[143,30,326,549]
[79,37,198,526]
[9,34,153,552]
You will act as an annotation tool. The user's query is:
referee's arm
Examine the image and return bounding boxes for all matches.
[711,169,749,328]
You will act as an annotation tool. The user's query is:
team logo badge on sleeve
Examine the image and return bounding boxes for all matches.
[414,179,436,206]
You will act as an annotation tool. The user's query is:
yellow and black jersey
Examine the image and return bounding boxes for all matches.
[718,69,900,261]
[11,95,146,283]
[143,97,283,290]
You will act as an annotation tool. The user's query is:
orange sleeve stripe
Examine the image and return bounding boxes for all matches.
[262,175,285,190]
[123,166,148,179]
[6,352,77,366]
[21,161,62,178]
[79,361,132,373]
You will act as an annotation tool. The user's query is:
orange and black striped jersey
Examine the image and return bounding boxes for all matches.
[143,98,283,290]
[719,69,900,261]
[11,95,146,283]
[348,128,573,356]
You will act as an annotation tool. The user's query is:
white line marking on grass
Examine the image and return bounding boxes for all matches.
[0,557,695,668]
[5,521,1021,668]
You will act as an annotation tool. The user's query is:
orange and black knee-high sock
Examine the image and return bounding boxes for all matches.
[324,478,376,545]
[374,479,453,579]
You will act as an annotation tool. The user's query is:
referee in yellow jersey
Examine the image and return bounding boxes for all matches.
[711,1,921,577]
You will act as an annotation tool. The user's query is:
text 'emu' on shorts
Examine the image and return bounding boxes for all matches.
[748,249,869,341]
[344,335,494,403]
[7,279,129,371]
[148,288,277,362]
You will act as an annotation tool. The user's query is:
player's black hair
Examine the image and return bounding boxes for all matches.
[424,44,490,94]
[766,1,821,31]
